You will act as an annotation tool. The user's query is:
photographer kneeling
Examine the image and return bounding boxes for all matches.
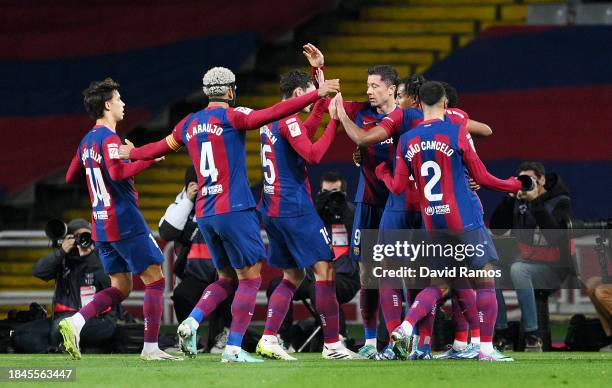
[13,219,117,353]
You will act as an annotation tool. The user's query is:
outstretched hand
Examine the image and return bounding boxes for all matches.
[118,139,135,160]
[314,68,325,86]
[318,79,340,97]
[303,43,324,68]
[328,93,340,120]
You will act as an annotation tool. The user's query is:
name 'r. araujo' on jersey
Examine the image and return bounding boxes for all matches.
[174,106,257,218]
[258,117,314,217]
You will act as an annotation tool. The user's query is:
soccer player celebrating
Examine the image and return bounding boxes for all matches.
[256,69,358,360]
[375,81,532,361]
[303,44,399,358]
[60,78,178,361]
[119,67,340,362]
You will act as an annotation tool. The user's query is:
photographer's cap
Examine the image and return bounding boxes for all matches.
[67,219,91,234]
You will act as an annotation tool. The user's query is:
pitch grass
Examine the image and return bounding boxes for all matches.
[0,353,610,388]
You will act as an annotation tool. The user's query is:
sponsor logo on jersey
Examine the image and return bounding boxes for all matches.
[425,204,451,216]
[263,185,275,195]
[202,184,223,196]
[93,210,108,220]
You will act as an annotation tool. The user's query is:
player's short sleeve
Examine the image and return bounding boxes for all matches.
[446,108,469,126]
[379,108,403,137]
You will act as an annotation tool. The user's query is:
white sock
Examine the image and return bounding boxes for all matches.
[262,334,276,342]
[400,321,413,336]
[453,340,468,351]
[480,341,493,356]
[471,336,481,345]
[71,313,85,333]
[225,344,241,354]
[325,341,342,350]
[365,338,377,347]
[186,317,199,330]
[143,342,159,353]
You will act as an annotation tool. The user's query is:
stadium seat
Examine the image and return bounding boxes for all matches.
[527,4,568,25]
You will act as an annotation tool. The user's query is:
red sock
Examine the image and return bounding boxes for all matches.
[229,277,261,346]
[405,287,442,326]
[79,287,125,320]
[143,278,165,343]
[360,288,379,339]
[380,288,402,341]
[476,287,497,343]
[316,280,340,344]
[263,279,296,336]
[189,278,235,322]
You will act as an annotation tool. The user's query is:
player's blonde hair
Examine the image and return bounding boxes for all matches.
[202,67,236,97]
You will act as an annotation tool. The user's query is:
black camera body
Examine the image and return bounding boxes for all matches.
[316,190,347,225]
[45,219,93,249]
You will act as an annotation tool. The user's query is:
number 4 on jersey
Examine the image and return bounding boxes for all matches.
[200,141,219,182]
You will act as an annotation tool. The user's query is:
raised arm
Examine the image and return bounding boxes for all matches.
[459,126,520,193]
[66,152,83,184]
[229,79,340,130]
[303,97,328,138]
[335,93,398,146]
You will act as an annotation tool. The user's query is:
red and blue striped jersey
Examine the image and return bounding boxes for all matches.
[380,107,424,212]
[347,102,396,208]
[170,106,258,218]
[258,116,314,217]
[258,113,338,217]
[76,126,149,242]
[396,118,520,232]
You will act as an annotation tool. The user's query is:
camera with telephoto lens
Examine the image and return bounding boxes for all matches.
[44,219,93,249]
[517,174,537,192]
[316,190,347,224]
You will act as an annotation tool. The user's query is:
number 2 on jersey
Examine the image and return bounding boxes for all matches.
[200,141,219,182]
[85,168,111,207]
[421,160,443,202]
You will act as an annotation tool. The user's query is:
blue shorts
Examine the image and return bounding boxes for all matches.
[458,227,499,270]
[262,212,334,269]
[350,203,384,262]
[196,209,266,270]
[97,232,164,275]
[377,209,423,245]
[428,227,499,271]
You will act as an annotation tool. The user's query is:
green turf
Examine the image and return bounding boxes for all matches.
[0,353,610,388]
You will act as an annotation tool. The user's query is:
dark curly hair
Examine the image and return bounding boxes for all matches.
[83,78,120,119]
[280,70,313,99]
[401,74,426,102]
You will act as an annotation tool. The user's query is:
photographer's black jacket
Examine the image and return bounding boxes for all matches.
[32,249,110,313]
[490,172,573,265]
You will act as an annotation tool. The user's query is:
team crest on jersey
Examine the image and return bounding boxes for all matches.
[286,118,301,137]
[107,143,119,159]
[353,247,360,256]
